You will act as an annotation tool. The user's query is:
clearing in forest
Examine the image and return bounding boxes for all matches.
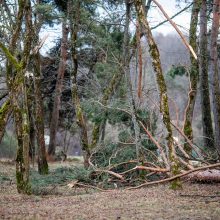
[0,161,220,220]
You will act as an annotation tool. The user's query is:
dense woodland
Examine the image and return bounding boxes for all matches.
[0,0,220,196]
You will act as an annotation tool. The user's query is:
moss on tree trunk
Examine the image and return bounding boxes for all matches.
[70,0,90,167]
[134,0,181,189]
[183,0,201,154]
[0,100,11,142]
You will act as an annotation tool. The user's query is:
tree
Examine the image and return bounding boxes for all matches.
[28,0,50,174]
[69,0,90,167]
[48,20,69,156]
[210,0,220,157]
[134,0,181,188]
[183,0,201,154]
[199,0,215,151]
[0,0,33,194]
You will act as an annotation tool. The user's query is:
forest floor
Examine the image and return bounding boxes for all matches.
[0,159,220,220]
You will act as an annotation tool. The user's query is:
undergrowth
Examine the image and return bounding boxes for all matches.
[31,166,92,195]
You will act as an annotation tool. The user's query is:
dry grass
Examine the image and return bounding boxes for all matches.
[0,161,220,220]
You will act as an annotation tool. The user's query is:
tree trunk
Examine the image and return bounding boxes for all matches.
[183,0,201,154]
[0,0,32,194]
[31,0,49,173]
[48,21,69,156]
[28,94,36,164]
[136,20,143,100]
[199,0,215,151]
[34,52,49,174]
[124,0,141,161]
[134,0,181,188]
[16,0,33,194]
[70,0,90,167]
[210,0,220,157]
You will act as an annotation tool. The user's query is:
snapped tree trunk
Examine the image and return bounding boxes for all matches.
[210,0,220,157]
[48,21,69,156]
[183,0,201,154]
[199,0,215,151]
[134,0,181,188]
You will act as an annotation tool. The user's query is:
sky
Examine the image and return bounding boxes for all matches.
[40,0,192,54]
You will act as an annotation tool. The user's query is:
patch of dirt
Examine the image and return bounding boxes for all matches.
[0,162,220,220]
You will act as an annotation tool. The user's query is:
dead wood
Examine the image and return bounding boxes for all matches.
[187,169,220,182]
[120,166,169,175]
[127,163,220,190]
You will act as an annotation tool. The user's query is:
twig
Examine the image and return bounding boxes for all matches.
[68,181,113,192]
[75,182,113,192]
[146,94,203,160]
[171,121,203,158]
[139,121,170,169]
[93,100,132,116]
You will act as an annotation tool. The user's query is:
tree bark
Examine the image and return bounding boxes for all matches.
[136,20,143,100]
[48,21,69,156]
[70,0,90,167]
[124,0,141,161]
[29,0,49,174]
[183,0,201,154]
[34,52,49,174]
[134,0,181,188]
[210,0,220,157]
[199,0,215,151]
[1,0,33,194]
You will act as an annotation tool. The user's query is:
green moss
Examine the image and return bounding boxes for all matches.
[91,125,99,148]
[183,120,192,136]
[0,100,10,116]
[170,154,182,190]
[16,145,31,194]
[0,100,10,128]
[183,120,193,154]
[170,179,182,190]
[0,42,22,71]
